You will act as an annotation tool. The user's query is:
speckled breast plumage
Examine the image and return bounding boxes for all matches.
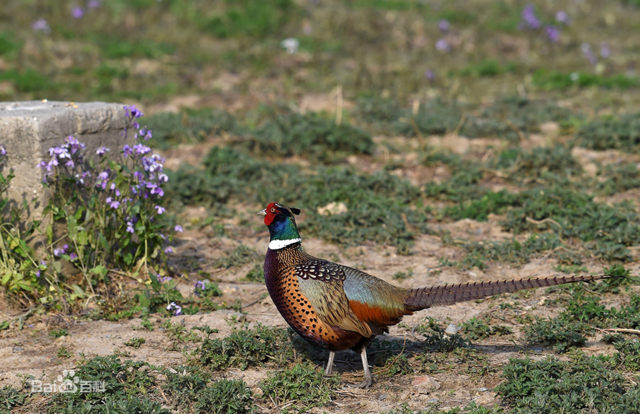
[264,246,363,351]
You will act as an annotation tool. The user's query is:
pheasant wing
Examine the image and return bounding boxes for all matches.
[295,260,372,338]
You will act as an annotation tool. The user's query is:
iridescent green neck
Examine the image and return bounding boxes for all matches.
[268,215,301,250]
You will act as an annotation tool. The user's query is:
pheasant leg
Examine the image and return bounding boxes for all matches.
[324,351,335,376]
[348,347,373,388]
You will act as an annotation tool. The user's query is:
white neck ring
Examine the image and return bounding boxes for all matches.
[269,238,301,250]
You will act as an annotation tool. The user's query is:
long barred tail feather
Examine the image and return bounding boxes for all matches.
[404,274,616,311]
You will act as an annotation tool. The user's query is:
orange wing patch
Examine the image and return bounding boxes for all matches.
[349,300,408,327]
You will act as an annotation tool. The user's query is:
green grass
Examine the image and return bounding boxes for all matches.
[496,354,640,412]
[166,146,430,253]
[192,324,295,370]
[0,385,28,414]
[259,362,340,412]
[574,113,640,152]
[533,70,640,90]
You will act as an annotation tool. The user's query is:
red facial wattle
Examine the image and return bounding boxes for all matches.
[264,202,279,226]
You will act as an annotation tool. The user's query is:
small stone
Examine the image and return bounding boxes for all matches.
[444,324,459,335]
[105,335,111,338]
[378,394,388,400]
[12,347,24,352]
[412,375,441,390]
[475,392,496,405]
[479,387,489,392]
[317,201,348,216]
[427,398,439,403]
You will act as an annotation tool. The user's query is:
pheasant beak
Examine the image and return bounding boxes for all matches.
[257,208,267,217]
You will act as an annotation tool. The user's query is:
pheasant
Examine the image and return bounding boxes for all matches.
[259,202,618,388]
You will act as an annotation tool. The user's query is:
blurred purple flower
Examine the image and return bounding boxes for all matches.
[438,19,449,33]
[53,246,66,256]
[164,247,174,254]
[69,253,78,261]
[126,221,134,233]
[32,19,51,34]
[72,7,84,19]
[175,225,183,232]
[133,144,151,155]
[167,302,182,316]
[110,200,120,209]
[521,4,540,29]
[555,11,570,25]
[123,145,133,157]
[435,39,450,52]
[581,43,598,65]
[195,280,206,291]
[155,206,166,214]
[425,70,435,81]
[87,0,100,9]
[600,42,610,58]
[545,25,560,42]
[124,105,143,119]
[0,145,6,156]
[96,146,109,156]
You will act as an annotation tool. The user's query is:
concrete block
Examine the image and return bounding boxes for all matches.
[0,100,130,219]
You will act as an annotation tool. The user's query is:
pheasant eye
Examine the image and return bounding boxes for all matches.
[270,208,276,213]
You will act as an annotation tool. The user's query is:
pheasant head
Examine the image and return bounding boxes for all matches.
[258,202,302,250]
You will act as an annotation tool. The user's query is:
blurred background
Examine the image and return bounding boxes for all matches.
[1,0,639,114]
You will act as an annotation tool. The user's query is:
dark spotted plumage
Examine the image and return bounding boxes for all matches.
[258,202,621,388]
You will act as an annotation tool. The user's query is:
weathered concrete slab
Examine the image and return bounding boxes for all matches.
[0,101,130,219]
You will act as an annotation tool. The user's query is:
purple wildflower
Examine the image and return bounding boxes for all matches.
[164,247,174,254]
[32,19,51,34]
[175,225,183,233]
[72,7,84,19]
[581,43,598,65]
[435,39,450,52]
[53,245,66,256]
[425,70,435,81]
[601,42,610,58]
[69,253,78,261]
[123,145,133,158]
[195,280,206,291]
[124,105,143,119]
[147,183,164,197]
[555,10,569,25]
[126,221,134,233]
[0,145,6,156]
[133,144,151,155]
[96,146,109,156]
[545,25,560,42]
[521,4,540,29]
[166,302,182,316]
[110,200,120,209]
[87,0,100,9]
[155,206,166,214]
[438,19,449,33]
[36,270,41,278]
[66,136,85,154]
[138,128,152,140]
